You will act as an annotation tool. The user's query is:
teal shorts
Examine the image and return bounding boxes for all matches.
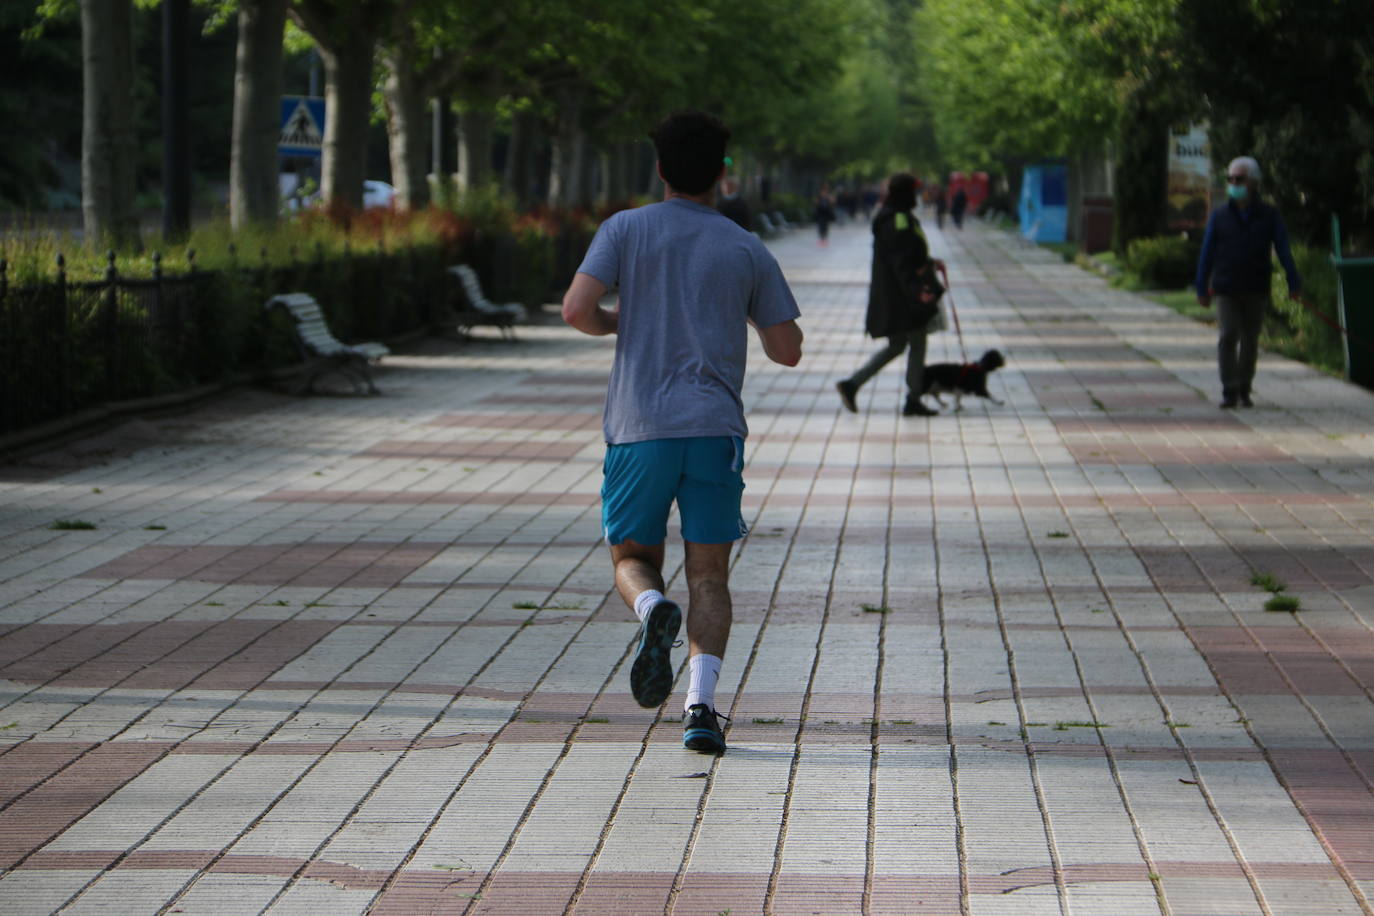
[602,436,747,546]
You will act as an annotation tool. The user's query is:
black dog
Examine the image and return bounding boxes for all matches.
[920,349,1005,411]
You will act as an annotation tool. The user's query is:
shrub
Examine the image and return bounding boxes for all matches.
[1123,234,1200,289]
[1264,243,1344,376]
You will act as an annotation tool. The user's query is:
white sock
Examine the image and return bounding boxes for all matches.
[632,589,665,623]
[685,653,722,712]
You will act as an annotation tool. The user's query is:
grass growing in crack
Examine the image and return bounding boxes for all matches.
[752,717,784,725]
[584,717,609,724]
[1264,594,1302,612]
[861,604,891,614]
[1250,571,1286,593]
[50,519,96,530]
[1047,530,1070,539]
[143,525,167,531]
[515,599,584,611]
[1053,720,1109,730]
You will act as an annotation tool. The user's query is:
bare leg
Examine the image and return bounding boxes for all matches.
[611,539,665,613]
[684,541,732,658]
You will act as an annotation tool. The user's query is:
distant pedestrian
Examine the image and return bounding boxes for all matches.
[814,183,836,245]
[933,183,948,229]
[835,173,945,417]
[562,109,804,755]
[861,184,880,219]
[1194,155,1302,408]
[949,186,968,229]
[716,176,751,232]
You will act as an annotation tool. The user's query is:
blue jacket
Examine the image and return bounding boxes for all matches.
[1194,199,1301,296]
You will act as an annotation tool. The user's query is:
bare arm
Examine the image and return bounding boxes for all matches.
[753,318,803,367]
[561,272,618,336]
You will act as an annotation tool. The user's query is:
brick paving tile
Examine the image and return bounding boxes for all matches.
[3,219,1374,914]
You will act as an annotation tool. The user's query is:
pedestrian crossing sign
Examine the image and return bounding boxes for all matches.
[279,96,326,156]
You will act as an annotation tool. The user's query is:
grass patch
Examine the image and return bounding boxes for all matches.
[50,519,97,530]
[584,716,609,724]
[861,604,891,614]
[1264,594,1302,612]
[1038,240,1080,263]
[752,717,784,725]
[1047,530,1070,539]
[1250,571,1286,593]
[1053,720,1109,730]
[512,601,539,610]
[987,720,1006,726]
[143,524,167,531]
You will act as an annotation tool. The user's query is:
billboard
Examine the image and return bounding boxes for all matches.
[1166,123,1211,231]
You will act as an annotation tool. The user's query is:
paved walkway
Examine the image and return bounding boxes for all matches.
[2,217,1373,916]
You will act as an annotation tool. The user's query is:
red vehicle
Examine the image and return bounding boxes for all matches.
[947,171,990,213]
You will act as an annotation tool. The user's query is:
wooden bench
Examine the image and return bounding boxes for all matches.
[265,292,389,395]
[446,265,527,340]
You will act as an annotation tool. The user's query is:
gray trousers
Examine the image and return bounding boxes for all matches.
[847,328,927,395]
[1216,293,1268,393]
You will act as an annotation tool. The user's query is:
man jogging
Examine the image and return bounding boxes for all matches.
[562,110,803,754]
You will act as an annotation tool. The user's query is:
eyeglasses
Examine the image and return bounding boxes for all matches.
[1226,174,1248,184]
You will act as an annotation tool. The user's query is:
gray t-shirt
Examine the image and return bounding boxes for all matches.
[576,198,800,445]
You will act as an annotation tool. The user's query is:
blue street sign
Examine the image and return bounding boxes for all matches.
[279,96,326,157]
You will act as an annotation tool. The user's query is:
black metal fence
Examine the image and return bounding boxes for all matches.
[0,225,593,438]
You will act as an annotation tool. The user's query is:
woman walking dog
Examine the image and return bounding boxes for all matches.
[836,173,946,417]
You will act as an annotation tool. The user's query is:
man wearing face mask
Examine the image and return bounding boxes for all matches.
[1194,155,1302,408]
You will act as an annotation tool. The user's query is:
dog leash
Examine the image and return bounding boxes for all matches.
[936,263,969,364]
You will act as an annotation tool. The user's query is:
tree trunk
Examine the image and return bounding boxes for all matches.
[458,109,493,190]
[504,109,540,207]
[1112,82,1173,255]
[317,29,375,212]
[605,140,636,205]
[382,47,429,210]
[80,0,140,249]
[229,0,287,229]
[547,88,586,208]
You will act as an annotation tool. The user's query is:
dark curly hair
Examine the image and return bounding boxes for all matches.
[649,110,730,195]
[884,173,919,212]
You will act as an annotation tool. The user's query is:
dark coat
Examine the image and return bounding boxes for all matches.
[866,206,941,338]
[1194,198,1301,296]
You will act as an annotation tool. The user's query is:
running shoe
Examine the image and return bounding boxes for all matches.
[630,599,681,708]
[683,704,729,754]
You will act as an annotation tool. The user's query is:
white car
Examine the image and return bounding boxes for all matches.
[279,175,396,210]
[362,180,396,209]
